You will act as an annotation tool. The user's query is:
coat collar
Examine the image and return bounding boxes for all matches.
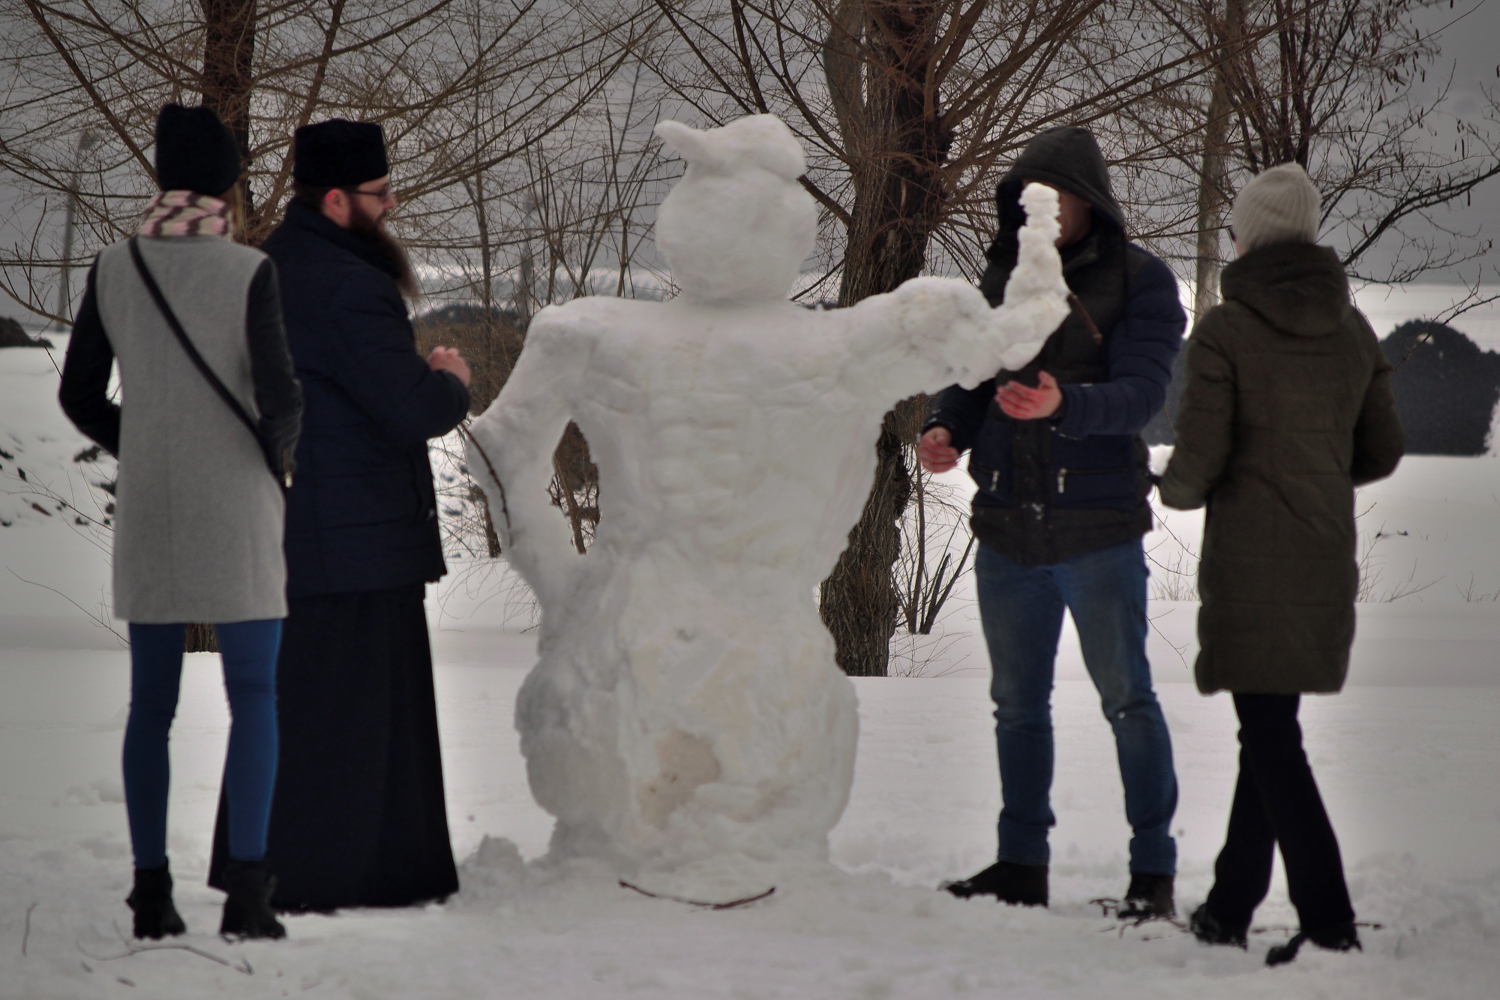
[281,200,403,279]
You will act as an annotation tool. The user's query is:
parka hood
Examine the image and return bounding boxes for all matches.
[995,126,1127,235]
[1220,242,1350,338]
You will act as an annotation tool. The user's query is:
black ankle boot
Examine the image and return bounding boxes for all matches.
[941,861,1048,907]
[1189,903,1248,948]
[1117,872,1175,919]
[126,863,187,939]
[220,861,286,940]
[1266,920,1360,966]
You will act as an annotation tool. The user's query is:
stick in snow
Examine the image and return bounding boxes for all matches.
[22,901,37,956]
[74,924,254,975]
[619,880,775,910]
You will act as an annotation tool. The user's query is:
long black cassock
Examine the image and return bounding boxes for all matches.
[208,199,468,909]
[209,585,459,909]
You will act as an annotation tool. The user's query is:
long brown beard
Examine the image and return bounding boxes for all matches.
[349,201,419,300]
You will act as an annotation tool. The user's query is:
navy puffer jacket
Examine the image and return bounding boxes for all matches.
[265,201,469,598]
[926,126,1186,565]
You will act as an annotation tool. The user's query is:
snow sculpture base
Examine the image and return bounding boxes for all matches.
[468,115,1068,872]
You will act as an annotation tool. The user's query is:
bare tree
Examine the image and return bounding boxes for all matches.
[0,0,639,315]
[640,0,1225,674]
[0,0,644,648]
[1171,0,1500,301]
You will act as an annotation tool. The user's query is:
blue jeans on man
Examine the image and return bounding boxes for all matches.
[974,538,1178,876]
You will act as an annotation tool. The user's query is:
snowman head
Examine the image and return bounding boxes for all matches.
[654,115,818,305]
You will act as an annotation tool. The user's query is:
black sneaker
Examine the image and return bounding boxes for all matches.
[941,861,1048,907]
[126,863,187,940]
[1117,872,1175,920]
[1266,921,1360,966]
[220,861,287,940]
[1189,902,1248,948]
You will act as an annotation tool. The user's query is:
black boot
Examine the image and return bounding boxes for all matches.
[1116,872,1175,920]
[1189,903,1248,948]
[126,863,187,939]
[941,861,1048,907]
[1266,921,1360,966]
[219,861,286,940]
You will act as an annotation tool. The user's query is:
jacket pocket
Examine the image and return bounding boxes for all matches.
[1052,465,1131,507]
[968,419,1014,504]
[969,461,1011,504]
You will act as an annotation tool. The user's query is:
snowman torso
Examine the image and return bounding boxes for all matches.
[560,296,886,601]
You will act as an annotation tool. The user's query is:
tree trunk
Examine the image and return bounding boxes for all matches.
[1194,72,1232,322]
[182,1,258,654]
[200,1,258,237]
[184,622,219,653]
[818,2,951,677]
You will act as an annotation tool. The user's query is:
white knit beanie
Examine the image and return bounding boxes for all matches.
[1232,163,1321,252]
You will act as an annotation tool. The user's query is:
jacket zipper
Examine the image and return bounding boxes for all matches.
[1056,466,1128,494]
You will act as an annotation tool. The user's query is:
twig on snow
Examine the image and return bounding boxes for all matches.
[7,568,127,646]
[75,923,254,975]
[22,901,37,956]
[619,880,775,910]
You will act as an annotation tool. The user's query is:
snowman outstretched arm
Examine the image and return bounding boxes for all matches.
[465,309,594,606]
[840,183,1070,402]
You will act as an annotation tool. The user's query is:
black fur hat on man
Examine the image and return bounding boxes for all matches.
[292,119,389,188]
[154,104,241,197]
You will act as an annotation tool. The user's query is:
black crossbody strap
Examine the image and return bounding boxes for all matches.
[128,236,267,457]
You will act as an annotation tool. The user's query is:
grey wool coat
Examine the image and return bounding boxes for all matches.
[60,235,302,624]
[1159,243,1404,695]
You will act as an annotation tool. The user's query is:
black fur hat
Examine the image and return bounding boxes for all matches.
[292,119,389,187]
[155,104,241,196]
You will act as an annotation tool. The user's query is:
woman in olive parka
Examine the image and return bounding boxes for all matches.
[1160,163,1404,965]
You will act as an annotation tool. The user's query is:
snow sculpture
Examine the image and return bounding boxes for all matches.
[467,114,1068,869]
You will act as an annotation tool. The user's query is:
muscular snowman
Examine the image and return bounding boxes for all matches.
[468,114,1068,868]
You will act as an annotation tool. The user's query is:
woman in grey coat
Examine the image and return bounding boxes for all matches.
[59,105,302,941]
[1160,163,1403,965]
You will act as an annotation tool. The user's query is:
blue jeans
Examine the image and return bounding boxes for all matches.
[123,620,282,869]
[974,539,1177,874]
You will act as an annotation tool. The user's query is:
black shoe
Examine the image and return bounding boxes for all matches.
[1189,902,1247,948]
[1116,872,1175,920]
[126,863,187,940]
[1266,921,1360,967]
[219,861,287,940]
[941,861,1048,907]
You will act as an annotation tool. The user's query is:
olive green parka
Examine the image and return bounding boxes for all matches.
[1159,242,1404,694]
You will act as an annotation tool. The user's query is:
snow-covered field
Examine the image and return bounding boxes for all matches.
[3,338,1499,998]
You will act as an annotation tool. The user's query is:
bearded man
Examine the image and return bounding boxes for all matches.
[208,119,471,911]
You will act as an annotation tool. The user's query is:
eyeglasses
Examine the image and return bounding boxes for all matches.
[343,185,394,203]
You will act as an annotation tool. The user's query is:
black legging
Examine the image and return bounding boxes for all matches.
[1204,693,1354,934]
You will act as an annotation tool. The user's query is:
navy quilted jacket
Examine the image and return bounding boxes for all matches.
[265,201,469,597]
[926,126,1185,564]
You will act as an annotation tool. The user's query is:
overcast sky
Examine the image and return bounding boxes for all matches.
[1360,0,1500,287]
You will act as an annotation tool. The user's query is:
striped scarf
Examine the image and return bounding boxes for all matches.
[139,190,232,237]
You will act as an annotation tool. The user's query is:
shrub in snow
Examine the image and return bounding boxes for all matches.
[1380,321,1500,455]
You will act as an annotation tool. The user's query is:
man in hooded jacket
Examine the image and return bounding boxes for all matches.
[920,126,1185,915]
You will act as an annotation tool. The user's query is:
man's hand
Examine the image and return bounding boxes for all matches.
[918,426,960,473]
[428,346,473,388]
[996,370,1062,421]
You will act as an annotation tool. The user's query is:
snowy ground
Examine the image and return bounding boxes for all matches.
[3,338,1499,998]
